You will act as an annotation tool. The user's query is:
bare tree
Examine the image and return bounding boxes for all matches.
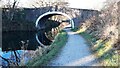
[1,0,21,66]
[102,0,119,10]
[3,0,19,23]
[31,0,69,8]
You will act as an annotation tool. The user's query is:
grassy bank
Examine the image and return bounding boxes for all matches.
[26,30,68,66]
[72,28,119,66]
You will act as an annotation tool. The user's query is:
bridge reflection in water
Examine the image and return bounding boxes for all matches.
[1,30,52,66]
[1,11,73,66]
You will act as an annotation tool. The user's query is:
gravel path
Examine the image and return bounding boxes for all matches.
[48,29,100,66]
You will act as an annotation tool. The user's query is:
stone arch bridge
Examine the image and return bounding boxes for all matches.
[24,7,99,28]
[2,7,99,51]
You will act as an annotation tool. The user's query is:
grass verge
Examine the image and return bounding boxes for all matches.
[72,28,119,66]
[26,30,68,66]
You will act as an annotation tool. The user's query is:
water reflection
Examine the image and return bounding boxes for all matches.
[1,31,52,66]
[36,31,52,48]
[0,49,34,66]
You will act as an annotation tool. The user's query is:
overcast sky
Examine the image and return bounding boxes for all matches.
[68,0,106,10]
[0,0,107,10]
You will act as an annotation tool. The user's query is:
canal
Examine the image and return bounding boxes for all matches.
[0,31,52,66]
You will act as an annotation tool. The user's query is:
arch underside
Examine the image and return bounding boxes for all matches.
[36,11,74,29]
[35,12,75,46]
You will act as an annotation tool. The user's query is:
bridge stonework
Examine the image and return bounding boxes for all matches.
[24,7,99,27]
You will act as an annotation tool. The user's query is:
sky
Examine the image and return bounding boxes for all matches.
[0,0,107,10]
[68,0,106,10]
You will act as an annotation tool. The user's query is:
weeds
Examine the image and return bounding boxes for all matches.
[26,30,68,66]
[72,28,119,66]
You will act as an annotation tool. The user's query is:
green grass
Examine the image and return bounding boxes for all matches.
[72,28,119,66]
[81,32,119,66]
[26,30,68,66]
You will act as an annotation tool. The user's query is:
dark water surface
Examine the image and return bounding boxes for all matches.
[2,31,39,51]
[0,31,51,66]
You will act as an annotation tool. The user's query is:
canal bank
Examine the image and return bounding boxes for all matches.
[47,29,100,66]
[26,30,68,66]
[80,32,119,66]
[72,28,119,66]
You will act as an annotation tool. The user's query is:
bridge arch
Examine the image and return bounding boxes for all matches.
[35,11,74,29]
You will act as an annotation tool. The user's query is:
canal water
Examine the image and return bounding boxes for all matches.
[0,31,52,66]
